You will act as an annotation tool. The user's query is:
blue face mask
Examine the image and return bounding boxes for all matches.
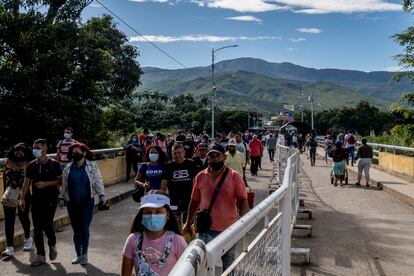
[142,214,167,232]
[33,149,42,159]
[64,133,71,139]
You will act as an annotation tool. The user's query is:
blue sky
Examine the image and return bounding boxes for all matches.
[83,0,412,72]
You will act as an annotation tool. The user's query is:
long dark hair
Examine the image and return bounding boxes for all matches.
[129,190,181,235]
[145,145,167,164]
[7,143,34,162]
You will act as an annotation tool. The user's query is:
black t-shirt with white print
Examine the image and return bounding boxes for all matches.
[162,159,197,212]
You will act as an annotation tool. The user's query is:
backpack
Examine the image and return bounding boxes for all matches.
[347,135,356,145]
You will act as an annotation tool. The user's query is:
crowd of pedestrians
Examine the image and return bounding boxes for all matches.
[1,128,108,268]
[1,127,280,275]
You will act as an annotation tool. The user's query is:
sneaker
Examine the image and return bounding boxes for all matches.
[23,237,33,251]
[49,245,57,261]
[366,183,370,188]
[355,183,361,186]
[71,256,81,265]
[1,246,14,257]
[31,255,46,266]
[80,254,88,266]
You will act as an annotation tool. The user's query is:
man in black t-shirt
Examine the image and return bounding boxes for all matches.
[161,143,197,226]
[20,139,62,266]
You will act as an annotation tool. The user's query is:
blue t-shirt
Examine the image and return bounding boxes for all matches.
[68,164,91,201]
[138,163,164,190]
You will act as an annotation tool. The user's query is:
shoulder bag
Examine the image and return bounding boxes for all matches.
[195,167,229,233]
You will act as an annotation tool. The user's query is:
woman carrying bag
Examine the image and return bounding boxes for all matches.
[1,143,34,257]
[58,142,107,266]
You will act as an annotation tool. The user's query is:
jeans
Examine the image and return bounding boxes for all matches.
[3,195,31,246]
[268,148,275,161]
[67,198,94,256]
[346,146,355,165]
[250,156,260,175]
[32,199,57,256]
[197,230,236,272]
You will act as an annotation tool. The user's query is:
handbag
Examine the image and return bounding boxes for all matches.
[1,186,21,208]
[132,186,146,203]
[195,168,229,233]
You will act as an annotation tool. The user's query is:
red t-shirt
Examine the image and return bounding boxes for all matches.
[249,140,262,157]
[191,167,247,232]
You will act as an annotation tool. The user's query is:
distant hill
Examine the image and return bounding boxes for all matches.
[138,70,386,115]
[140,57,413,105]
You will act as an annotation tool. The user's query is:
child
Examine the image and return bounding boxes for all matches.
[121,190,187,276]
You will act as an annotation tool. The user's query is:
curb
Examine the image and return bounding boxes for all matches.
[0,188,133,253]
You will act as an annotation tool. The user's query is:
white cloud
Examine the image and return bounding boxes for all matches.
[129,34,281,43]
[296,28,321,34]
[89,3,103,8]
[225,15,263,22]
[287,47,298,51]
[272,0,401,14]
[129,0,401,14]
[287,37,306,42]
[384,66,401,72]
[190,0,287,12]
[192,0,400,14]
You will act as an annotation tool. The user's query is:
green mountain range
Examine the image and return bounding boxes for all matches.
[138,58,412,115]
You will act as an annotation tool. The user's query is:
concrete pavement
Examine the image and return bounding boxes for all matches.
[0,181,134,252]
[316,147,414,208]
[0,155,276,275]
[292,153,414,275]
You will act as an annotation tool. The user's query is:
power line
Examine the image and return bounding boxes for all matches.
[93,0,203,78]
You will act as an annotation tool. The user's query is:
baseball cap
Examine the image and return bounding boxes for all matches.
[228,139,237,147]
[208,144,225,155]
[198,143,208,149]
[138,194,177,210]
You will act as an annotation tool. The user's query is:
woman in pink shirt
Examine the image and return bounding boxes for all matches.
[121,191,187,276]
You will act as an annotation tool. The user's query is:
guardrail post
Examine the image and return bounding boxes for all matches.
[279,159,292,276]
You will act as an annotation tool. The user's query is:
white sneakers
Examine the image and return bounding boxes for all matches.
[23,237,33,251]
[1,237,32,258]
[1,246,14,257]
[72,254,88,265]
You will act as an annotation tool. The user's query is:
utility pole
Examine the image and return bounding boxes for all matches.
[309,91,314,130]
[300,89,304,122]
[211,44,238,138]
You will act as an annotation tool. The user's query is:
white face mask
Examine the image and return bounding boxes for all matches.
[149,153,159,162]
[33,149,42,159]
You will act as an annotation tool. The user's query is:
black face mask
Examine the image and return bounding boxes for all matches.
[209,160,224,171]
[73,153,84,162]
[14,156,25,162]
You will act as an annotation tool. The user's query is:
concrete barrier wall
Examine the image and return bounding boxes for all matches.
[0,157,128,219]
[379,152,414,183]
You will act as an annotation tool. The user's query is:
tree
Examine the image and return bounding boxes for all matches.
[386,0,414,145]
[0,1,142,152]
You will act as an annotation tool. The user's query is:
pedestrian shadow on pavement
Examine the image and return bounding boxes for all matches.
[6,257,118,276]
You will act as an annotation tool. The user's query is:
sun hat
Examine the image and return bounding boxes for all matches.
[139,194,177,210]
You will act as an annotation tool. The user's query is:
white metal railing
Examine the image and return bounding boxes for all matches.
[170,144,300,276]
[317,136,414,158]
[0,147,124,165]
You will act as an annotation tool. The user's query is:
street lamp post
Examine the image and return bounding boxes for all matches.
[211,44,238,138]
[308,91,314,130]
